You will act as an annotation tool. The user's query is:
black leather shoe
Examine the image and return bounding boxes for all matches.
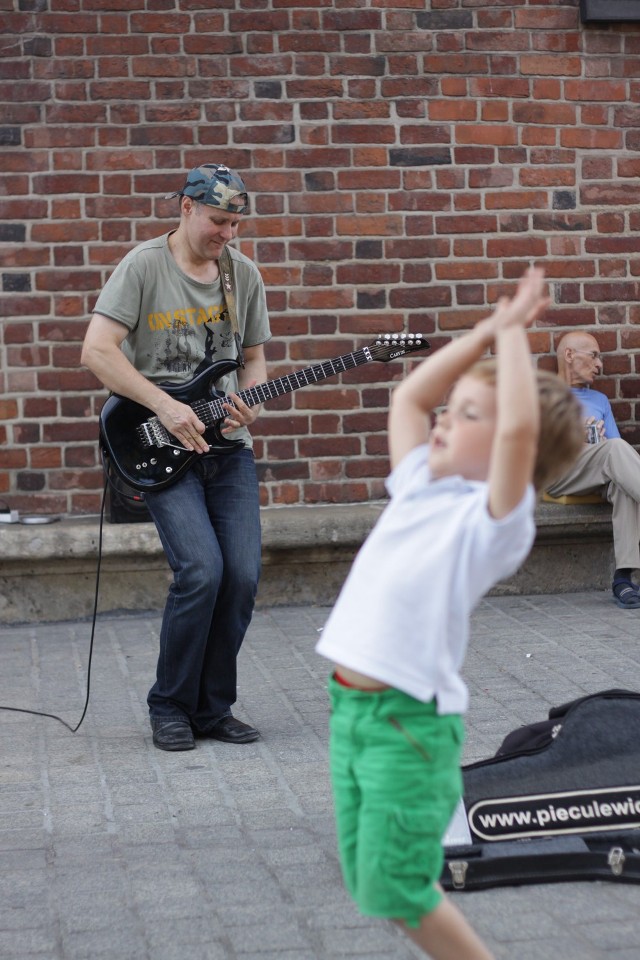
[151,718,195,751]
[206,716,260,744]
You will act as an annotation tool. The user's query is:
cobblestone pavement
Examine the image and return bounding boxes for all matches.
[1,591,639,960]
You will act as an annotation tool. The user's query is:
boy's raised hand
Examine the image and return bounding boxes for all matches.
[490,266,549,335]
[473,268,547,349]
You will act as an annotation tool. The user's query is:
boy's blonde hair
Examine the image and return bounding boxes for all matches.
[468,359,585,492]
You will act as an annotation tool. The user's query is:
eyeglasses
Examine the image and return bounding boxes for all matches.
[571,349,602,362]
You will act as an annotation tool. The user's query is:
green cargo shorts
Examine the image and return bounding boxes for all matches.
[328,675,464,927]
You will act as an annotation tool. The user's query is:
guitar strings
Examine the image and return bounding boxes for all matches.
[0,479,107,733]
[145,349,374,435]
[136,338,427,447]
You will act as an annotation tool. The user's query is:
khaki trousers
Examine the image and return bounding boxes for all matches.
[547,438,640,570]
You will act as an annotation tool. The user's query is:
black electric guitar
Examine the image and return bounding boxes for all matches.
[99,333,429,492]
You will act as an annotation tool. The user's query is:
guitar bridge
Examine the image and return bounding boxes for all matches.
[137,417,170,449]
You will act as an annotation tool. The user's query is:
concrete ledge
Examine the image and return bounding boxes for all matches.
[494,500,613,596]
[0,499,614,624]
[0,504,385,624]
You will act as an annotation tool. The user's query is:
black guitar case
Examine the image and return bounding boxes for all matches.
[441,689,640,890]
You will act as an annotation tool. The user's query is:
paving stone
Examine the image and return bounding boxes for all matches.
[0,593,639,959]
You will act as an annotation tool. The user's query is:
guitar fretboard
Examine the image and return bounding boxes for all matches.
[193,347,371,425]
[140,347,373,445]
[135,334,428,450]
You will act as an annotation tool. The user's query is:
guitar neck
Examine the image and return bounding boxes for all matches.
[132,334,427,453]
[211,346,372,417]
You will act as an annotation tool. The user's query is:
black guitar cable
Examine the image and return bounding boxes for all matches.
[0,477,108,733]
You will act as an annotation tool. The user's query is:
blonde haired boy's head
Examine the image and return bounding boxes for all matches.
[467,359,585,492]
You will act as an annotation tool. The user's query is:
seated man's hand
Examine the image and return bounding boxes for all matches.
[585,416,605,444]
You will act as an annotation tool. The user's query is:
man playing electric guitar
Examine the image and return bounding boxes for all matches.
[82,163,271,751]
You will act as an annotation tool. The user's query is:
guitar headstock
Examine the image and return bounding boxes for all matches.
[368,333,431,363]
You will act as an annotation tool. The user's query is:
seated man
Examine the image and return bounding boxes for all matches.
[547,331,640,608]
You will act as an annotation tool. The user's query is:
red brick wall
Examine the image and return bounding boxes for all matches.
[2,0,640,515]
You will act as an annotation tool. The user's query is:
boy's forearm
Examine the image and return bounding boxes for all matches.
[394,319,493,415]
[487,321,540,518]
[495,326,539,441]
[388,321,495,468]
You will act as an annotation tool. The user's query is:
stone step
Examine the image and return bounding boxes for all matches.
[0,500,614,624]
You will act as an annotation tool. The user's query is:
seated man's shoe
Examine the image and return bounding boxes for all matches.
[151,718,195,751]
[612,580,640,609]
[206,716,260,744]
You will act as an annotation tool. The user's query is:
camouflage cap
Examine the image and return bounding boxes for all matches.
[165,163,249,214]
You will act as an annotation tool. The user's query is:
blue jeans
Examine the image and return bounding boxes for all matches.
[144,448,261,733]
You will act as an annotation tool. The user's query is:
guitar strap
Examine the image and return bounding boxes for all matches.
[218,245,245,368]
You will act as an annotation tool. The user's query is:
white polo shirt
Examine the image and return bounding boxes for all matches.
[316,444,536,713]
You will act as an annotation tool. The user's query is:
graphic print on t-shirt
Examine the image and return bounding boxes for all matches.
[192,309,237,379]
[148,301,235,378]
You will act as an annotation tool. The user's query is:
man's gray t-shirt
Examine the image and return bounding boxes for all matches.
[93,233,271,448]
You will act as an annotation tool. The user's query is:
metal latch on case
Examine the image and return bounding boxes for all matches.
[608,847,625,877]
[448,860,469,889]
